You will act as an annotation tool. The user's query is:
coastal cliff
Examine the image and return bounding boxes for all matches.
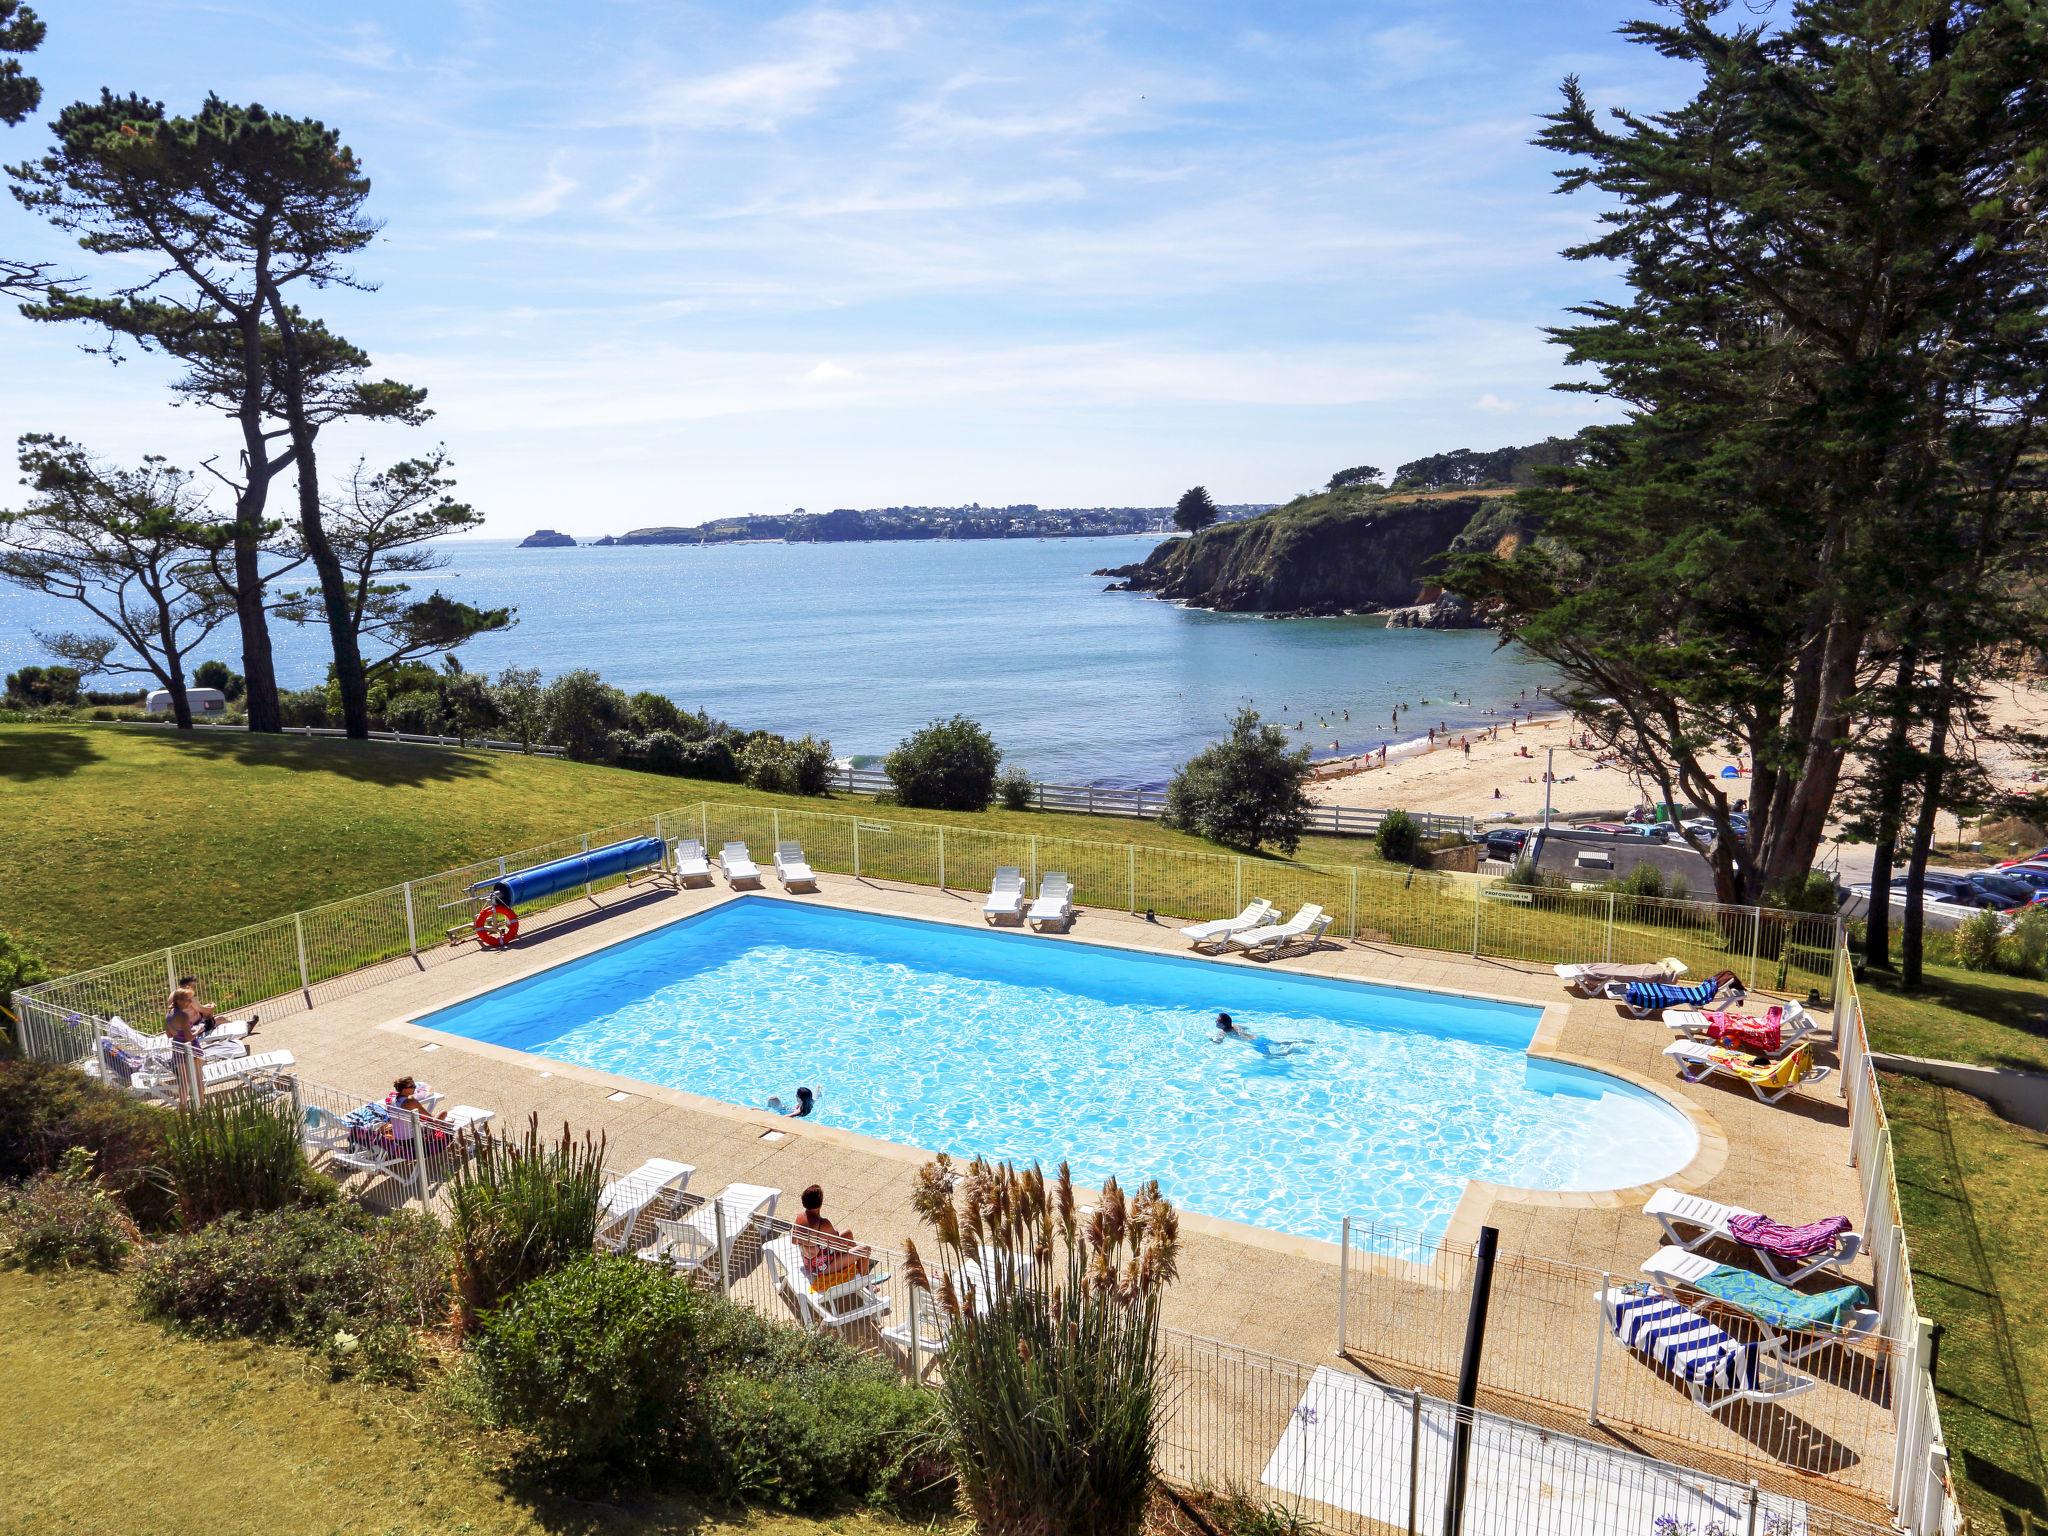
[1098,488,1523,618]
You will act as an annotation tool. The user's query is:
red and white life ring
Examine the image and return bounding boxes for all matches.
[474,903,519,949]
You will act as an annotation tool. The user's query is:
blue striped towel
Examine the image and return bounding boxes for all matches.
[1611,1287,1758,1394]
[1624,974,1733,1013]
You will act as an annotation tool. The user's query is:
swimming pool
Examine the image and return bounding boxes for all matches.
[416,899,1696,1245]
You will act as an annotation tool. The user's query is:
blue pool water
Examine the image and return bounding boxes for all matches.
[418,900,1695,1244]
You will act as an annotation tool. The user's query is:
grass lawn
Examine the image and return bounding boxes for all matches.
[1859,964,2048,1073]
[1883,1072,2048,1532]
[0,723,1388,976]
[0,1267,950,1536]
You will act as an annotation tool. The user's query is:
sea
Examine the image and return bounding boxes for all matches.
[0,535,1556,786]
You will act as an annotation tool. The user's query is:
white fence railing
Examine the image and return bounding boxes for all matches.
[130,719,566,756]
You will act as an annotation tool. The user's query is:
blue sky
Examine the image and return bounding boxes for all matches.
[3,2,1687,537]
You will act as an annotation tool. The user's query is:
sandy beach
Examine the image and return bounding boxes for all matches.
[1311,679,2048,826]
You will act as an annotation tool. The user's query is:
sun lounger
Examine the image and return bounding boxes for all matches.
[720,841,762,887]
[1027,873,1074,932]
[1554,957,1687,996]
[1662,1002,1817,1059]
[1610,969,1743,1018]
[880,1248,1035,1359]
[107,1015,247,1065]
[1223,903,1328,960]
[1641,1245,1883,1363]
[637,1182,779,1274]
[1598,1284,1815,1412]
[141,1048,297,1099]
[774,841,818,892]
[982,867,1026,924]
[1178,900,1276,951]
[1643,1187,1863,1285]
[1663,1040,1831,1103]
[597,1158,695,1252]
[764,1233,892,1333]
[673,838,714,886]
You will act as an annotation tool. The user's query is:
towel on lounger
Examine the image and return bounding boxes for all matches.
[1729,1211,1853,1262]
[1682,1263,1869,1333]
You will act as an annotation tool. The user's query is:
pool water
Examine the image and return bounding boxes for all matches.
[417,899,1696,1244]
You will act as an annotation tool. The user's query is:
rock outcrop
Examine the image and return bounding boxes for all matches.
[518,528,576,547]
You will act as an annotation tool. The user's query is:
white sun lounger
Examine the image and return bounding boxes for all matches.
[1599,1285,1814,1412]
[720,841,762,887]
[1224,904,1328,959]
[1662,1039,1832,1103]
[880,1248,1035,1359]
[1643,1186,1863,1285]
[638,1182,780,1274]
[597,1158,696,1253]
[774,841,818,891]
[673,838,714,886]
[764,1233,892,1333]
[192,1049,296,1089]
[983,867,1026,924]
[1641,1246,1884,1363]
[1661,1002,1818,1058]
[1179,900,1276,951]
[1553,957,1687,996]
[108,1015,248,1065]
[1027,873,1074,932]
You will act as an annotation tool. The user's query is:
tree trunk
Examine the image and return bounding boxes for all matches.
[1862,640,1921,972]
[1900,652,1959,990]
[231,278,282,734]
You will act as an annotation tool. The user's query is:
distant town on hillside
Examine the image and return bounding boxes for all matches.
[518,502,1277,546]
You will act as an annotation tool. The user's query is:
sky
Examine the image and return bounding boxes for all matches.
[0,1,1690,538]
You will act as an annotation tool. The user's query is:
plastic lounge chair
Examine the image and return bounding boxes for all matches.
[321,1102,421,1178]
[1662,1002,1817,1058]
[764,1233,892,1333]
[881,1248,1035,1359]
[1641,1246,1883,1363]
[1663,1040,1832,1103]
[775,842,818,892]
[637,1182,779,1273]
[1223,904,1327,959]
[596,1158,695,1252]
[108,1015,249,1064]
[1553,957,1687,997]
[673,838,714,886]
[1643,1187,1863,1285]
[719,841,762,887]
[982,867,1026,925]
[1610,969,1743,1019]
[1027,873,1074,932]
[1178,900,1276,951]
[1598,1284,1815,1412]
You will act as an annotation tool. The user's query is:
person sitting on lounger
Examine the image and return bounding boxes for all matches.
[178,974,258,1037]
[1209,1012,1299,1058]
[388,1076,449,1126]
[768,1086,816,1117]
[163,988,208,1106]
[794,1184,872,1283]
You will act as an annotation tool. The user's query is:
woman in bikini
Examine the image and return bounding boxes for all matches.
[794,1184,872,1284]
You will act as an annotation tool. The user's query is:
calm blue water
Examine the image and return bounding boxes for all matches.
[0,536,1555,784]
[417,899,1695,1244]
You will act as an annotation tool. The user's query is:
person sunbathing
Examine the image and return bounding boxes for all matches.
[794,1184,872,1283]
[388,1075,449,1125]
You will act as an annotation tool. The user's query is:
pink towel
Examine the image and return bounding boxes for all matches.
[1728,1211,1853,1261]
[1706,1016,1782,1053]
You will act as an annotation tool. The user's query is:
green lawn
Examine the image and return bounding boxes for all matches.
[0,723,1385,975]
[0,1268,950,1536]
[1859,964,2048,1073]
[1883,1073,2048,1532]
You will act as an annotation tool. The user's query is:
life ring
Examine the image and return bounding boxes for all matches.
[474,904,519,949]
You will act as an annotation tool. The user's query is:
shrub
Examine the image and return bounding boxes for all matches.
[2009,906,2048,977]
[160,1088,315,1225]
[137,1203,447,1381]
[740,733,836,796]
[886,715,1002,810]
[996,766,1035,811]
[3,664,81,707]
[0,928,50,1056]
[698,1364,941,1511]
[381,687,447,736]
[1203,1489,1320,1536]
[676,735,741,781]
[1952,908,2005,972]
[449,1114,607,1331]
[276,687,333,728]
[629,690,686,735]
[1,1147,139,1271]
[1499,854,1558,891]
[0,1059,172,1227]
[1163,708,1313,854]
[192,659,245,701]
[542,670,633,762]
[911,1156,1176,1536]
[1762,869,1841,915]
[1374,809,1427,867]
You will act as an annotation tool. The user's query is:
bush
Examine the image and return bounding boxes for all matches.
[3,664,81,708]
[542,670,633,762]
[2010,906,2048,977]
[0,929,50,1055]
[1203,1489,1320,1536]
[1374,809,1428,867]
[698,1364,941,1511]
[885,715,1002,810]
[628,691,686,735]
[381,687,447,736]
[1952,908,2005,972]
[996,766,1035,811]
[0,1059,172,1227]
[137,1203,447,1382]
[740,733,836,796]
[276,687,334,728]
[160,1089,316,1226]
[192,659,245,701]
[1,1148,139,1271]
[449,1114,607,1331]
[1163,708,1313,854]
[676,735,742,781]
[1499,854,1559,890]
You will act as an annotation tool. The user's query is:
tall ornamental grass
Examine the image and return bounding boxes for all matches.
[908,1155,1180,1536]
[161,1087,313,1225]
[449,1112,606,1330]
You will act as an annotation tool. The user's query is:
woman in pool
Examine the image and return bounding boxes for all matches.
[767,1086,817,1117]
[1210,1012,1300,1057]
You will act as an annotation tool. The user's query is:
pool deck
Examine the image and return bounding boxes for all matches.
[246,870,1888,1515]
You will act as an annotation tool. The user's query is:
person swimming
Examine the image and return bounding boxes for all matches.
[768,1086,817,1117]
[1209,1012,1300,1058]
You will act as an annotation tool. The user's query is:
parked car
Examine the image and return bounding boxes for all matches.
[1992,865,2048,899]
[1996,846,2048,869]
[1964,872,2047,910]
[1483,827,1529,861]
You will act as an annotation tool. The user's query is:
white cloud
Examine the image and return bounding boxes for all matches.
[1475,392,1517,412]
[806,360,859,382]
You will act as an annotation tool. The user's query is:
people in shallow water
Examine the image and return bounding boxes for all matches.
[1209,1012,1300,1057]
[768,1085,817,1117]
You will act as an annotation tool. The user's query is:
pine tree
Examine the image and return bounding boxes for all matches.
[1172,485,1218,533]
